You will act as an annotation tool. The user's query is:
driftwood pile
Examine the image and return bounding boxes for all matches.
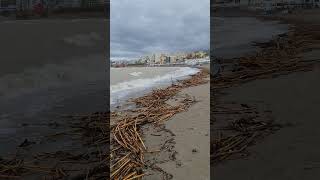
[0,157,67,179]
[0,158,27,179]
[0,112,109,179]
[211,104,282,165]
[212,26,320,89]
[212,24,320,165]
[110,70,209,180]
[67,111,110,146]
[63,111,110,179]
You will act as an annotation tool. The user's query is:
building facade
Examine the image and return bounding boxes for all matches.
[0,0,16,8]
[13,0,105,11]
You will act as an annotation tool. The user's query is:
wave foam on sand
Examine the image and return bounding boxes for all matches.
[110,67,200,105]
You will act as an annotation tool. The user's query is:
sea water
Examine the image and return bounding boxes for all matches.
[110,67,199,107]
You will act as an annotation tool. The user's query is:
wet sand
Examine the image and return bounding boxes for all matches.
[212,8,320,180]
[212,17,288,59]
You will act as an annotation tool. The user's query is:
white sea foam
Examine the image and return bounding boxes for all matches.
[110,67,199,105]
[129,72,143,77]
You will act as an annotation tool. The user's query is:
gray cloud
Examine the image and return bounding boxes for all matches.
[111,0,209,59]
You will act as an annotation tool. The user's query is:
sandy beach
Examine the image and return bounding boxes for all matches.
[212,8,320,180]
[142,66,210,180]
[156,82,210,180]
[213,62,320,180]
[110,65,210,180]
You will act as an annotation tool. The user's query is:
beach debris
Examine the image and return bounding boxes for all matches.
[211,103,282,165]
[110,70,209,179]
[211,22,320,166]
[176,161,182,167]
[1,111,110,179]
[192,148,198,154]
[0,157,68,179]
[212,26,320,90]
[0,158,25,178]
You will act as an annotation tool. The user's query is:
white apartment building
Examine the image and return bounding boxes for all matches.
[154,53,163,64]
[150,54,156,64]
[169,56,178,63]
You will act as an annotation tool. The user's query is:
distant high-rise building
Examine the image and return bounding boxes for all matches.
[159,54,167,64]
[154,53,163,64]
[150,54,156,64]
[170,56,177,63]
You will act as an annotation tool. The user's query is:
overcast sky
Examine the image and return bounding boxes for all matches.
[111,0,209,60]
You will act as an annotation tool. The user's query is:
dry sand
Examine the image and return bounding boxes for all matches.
[143,72,210,180]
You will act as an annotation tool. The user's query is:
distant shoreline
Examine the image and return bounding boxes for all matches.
[112,63,209,68]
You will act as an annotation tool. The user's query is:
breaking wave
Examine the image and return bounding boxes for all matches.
[110,67,199,105]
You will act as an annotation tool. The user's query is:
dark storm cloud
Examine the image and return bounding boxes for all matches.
[111,0,209,59]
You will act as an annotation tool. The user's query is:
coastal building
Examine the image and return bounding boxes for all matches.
[150,54,156,64]
[195,51,208,58]
[165,56,170,64]
[51,0,105,8]
[175,52,186,62]
[136,56,148,64]
[169,56,178,63]
[146,51,209,65]
[0,0,15,16]
[159,54,167,64]
[13,0,106,12]
[137,56,149,64]
[0,0,16,9]
[154,53,162,64]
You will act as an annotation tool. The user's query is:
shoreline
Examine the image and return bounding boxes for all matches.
[110,66,204,111]
[212,15,289,59]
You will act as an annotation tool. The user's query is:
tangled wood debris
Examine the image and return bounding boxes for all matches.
[0,157,67,179]
[0,158,26,179]
[211,103,283,165]
[211,24,320,165]
[110,70,209,180]
[0,112,110,179]
[212,26,320,89]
